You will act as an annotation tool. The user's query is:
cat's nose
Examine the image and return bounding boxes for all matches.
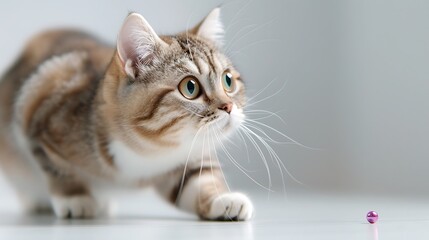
[218,103,233,114]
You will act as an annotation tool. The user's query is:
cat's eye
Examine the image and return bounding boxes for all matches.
[222,71,236,93]
[179,77,200,99]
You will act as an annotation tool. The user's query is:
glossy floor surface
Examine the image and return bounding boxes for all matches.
[0,189,428,240]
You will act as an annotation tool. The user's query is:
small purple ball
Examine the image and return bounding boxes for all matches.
[366,211,378,224]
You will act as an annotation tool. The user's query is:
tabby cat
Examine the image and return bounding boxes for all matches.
[0,8,253,220]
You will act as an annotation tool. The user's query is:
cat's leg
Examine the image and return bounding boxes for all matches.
[155,163,254,221]
[32,148,108,219]
[0,157,52,213]
[0,138,52,213]
[48,176,108,219]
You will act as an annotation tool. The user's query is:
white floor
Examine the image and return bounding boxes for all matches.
[0,188,428,240]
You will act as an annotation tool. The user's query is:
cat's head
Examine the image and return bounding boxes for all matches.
[104,8,246,147]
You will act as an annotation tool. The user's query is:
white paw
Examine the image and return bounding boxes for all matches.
[207,192,254,221]
[51,195,107,219]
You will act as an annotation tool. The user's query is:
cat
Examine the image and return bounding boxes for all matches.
[0,8,253,220]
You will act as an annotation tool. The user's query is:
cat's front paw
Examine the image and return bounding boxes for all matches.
[204,192,253,221]
[51,195,107,219]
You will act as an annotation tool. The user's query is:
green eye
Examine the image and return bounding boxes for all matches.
[222,71,236,93]
[179,77,200,99]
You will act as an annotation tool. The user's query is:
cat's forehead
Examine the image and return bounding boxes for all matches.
[139,35,235,87]
[170,35,231,77]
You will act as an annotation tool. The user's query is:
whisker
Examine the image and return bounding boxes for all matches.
[175,125,206,205]
[241,125,289,197]
[241,124,304,189]
[224,0,254,34]
[229,39,280,59]
[236,129,252,163]
[246,79,288,108]
[180,106,204,118]
[214,124,273,192]
[214,125,255,173]
[245,77,279,104]
[197,128,207,206]
[225,18,276,53]
[207,129,228,202]
[224,24,259,54]
[209,130,231,193]
[242,122,295,145]
[226,16,275,51]
[238,126,273,195]
[244,119,321,150]
[244,109,288,124]
[210,126,235,221]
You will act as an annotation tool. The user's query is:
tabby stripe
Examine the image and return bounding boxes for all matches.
[204,49,216,73]
[133,115,186,138]
[176,38,202,74]
[133,88,174,122]
[30,78,90,137]
[23,54,92,136]
[170,166,217,203]
[40,137,67,160]
[95,127,115,168]
[23,91,51,134]
[186,37,216,72]
[192,57,203,75]
[32,146,62,177]
[54,181,89,197]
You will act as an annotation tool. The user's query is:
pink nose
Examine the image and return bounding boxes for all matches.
[218,103,233,114]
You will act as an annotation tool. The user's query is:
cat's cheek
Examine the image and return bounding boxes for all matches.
[229,104,245,130]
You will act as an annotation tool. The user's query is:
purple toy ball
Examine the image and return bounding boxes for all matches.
[366,211,379,224]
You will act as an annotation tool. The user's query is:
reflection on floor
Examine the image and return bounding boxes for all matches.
[0,187,428,240]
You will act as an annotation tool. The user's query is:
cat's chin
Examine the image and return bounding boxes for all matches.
[208,114,240,138]
[216,114,230,129]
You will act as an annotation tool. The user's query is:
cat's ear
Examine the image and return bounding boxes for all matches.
[117,13,167,78]
[190,8,224,46]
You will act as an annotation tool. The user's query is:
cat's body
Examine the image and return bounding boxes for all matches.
[0,9,253,220]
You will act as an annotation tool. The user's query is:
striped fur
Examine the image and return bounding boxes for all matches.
[0,8,253,220]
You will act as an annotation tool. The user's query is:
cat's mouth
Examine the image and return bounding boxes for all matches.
[204,113,231,131]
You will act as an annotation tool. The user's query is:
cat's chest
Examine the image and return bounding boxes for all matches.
[108,140,206,181]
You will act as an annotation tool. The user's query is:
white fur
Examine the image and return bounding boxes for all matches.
[10,123,51,211]
[195,8,224,45]
[51,195,108,218]
[177,174,215,213]
[109,140,168,180]
[207,192,253,220]
[231,104,245,124]
[222,104,245,138]
[109,129,209,181]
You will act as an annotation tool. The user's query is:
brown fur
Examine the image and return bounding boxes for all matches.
[0,10,251,220]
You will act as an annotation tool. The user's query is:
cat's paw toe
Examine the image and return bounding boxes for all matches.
[51,195,106,219]
[206,192,253,221]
